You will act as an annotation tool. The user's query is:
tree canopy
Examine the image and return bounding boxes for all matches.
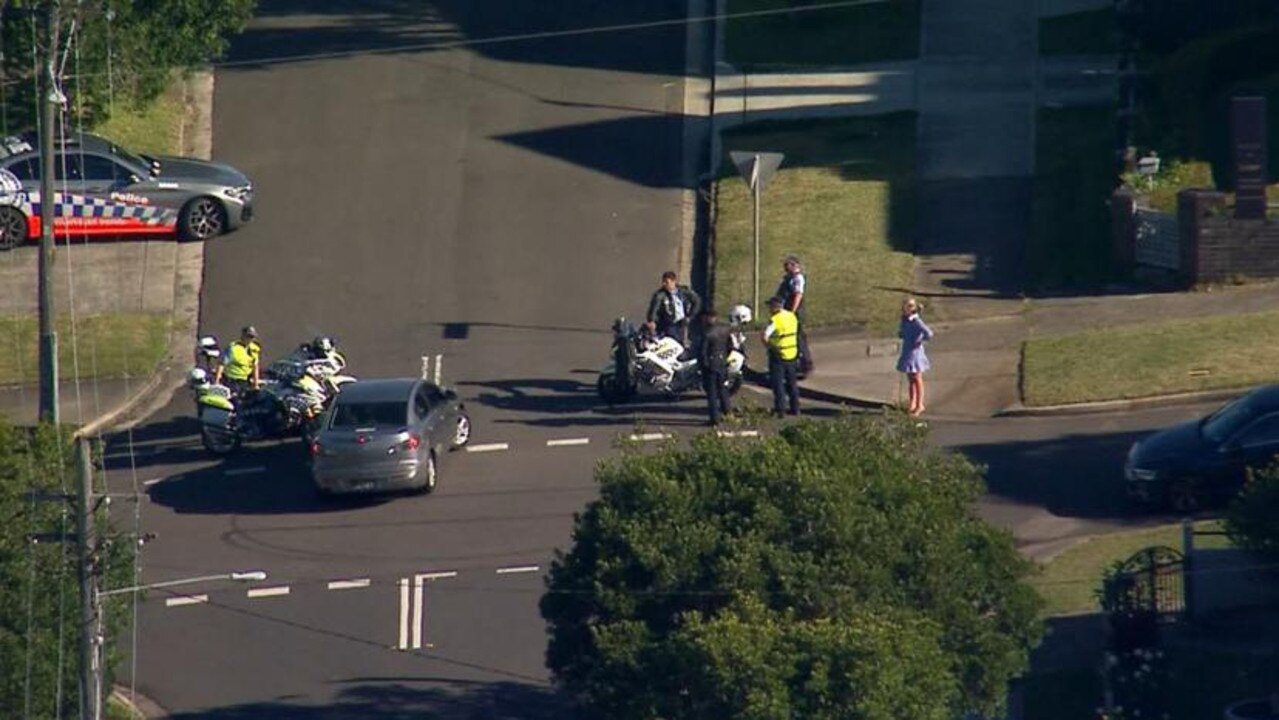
[541,415,1044,720]
[0,420,131,718]
[0,0,256,131]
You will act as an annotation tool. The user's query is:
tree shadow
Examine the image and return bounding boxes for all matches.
[169,679,569,719]
[226,0,690,78]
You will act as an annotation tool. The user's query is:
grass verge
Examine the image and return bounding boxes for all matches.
[1022,310,1279,406]
[1038,8,1118,56]
[107,693,145,720]
[0,314,169,387]
[714,114,917,334]
[91,81,185,157]
[724,0,920,69]
[1032,521,1230,617]
[1029,105,1117,289]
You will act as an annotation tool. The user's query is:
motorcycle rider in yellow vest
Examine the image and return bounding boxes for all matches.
[214,325,262,396]
[761,296,800,417]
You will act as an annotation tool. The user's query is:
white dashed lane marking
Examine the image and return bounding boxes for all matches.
[546,437,590,447]
[495,565,540,575]
[464,443,509,453]
[717,430,760,438]
[165,595,208,607]
[628,432,672,442]
[327,579,371,590]
[246,586,291,599]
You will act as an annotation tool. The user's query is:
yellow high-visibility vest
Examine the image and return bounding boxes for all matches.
[767,309,799,361]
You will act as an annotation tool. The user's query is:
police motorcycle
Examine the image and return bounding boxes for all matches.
[187,366,329,455]
[597,304,751,404]
[187,335,345,456]
[269,336,357,405]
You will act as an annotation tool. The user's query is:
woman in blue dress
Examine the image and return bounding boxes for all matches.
[896,297,934,416]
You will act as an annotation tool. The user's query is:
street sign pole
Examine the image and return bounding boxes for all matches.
[752,154,761,316]
[729,151,784,315]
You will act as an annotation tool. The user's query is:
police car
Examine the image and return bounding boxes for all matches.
[0,132,254,250]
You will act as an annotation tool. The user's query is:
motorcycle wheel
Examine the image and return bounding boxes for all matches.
[201,425,241,456]
[725,374,743,396]
[597,373,635,404]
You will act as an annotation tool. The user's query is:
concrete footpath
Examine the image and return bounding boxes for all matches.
[0,72,212,432]
[798,280,1279,418]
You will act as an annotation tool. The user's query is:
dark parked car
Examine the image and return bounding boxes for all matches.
[0,131,254,249]
[309,379,471,495]
[1125,385,1279,511]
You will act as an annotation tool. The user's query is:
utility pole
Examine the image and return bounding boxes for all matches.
[75,436,102,720]
[37,0,60,424]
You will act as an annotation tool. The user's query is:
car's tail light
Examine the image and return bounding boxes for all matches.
[401,434,421,451]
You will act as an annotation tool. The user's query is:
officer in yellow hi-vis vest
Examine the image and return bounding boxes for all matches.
[214,325,262,396]
[761,296,800,417]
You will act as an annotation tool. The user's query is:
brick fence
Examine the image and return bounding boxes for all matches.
[1113,188,1279,285]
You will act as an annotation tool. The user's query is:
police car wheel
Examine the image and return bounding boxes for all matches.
[179,197,227,241]
[0,206,25,251]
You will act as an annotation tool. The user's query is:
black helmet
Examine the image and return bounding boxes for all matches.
[241,325,258,339]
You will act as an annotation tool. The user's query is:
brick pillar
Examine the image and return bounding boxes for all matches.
[1178,189,1227,285]
[1111,188,1137,278]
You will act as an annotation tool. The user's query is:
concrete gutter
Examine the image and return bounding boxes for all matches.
[76,71,211,438]
[996,386,1247,418]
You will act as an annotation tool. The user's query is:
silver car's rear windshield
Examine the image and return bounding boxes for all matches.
[329,401,407,430]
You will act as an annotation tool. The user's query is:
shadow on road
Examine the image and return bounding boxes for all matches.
[228,0,688,77]
[959,428,1162,521]
[169,680,566,719]
[145,450,392,516]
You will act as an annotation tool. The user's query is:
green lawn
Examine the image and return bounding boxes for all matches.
[0,314,170,387]
[1032,521,1229,617]
[1022,310,1279,406]
[714,114,917,334]
[724,0,920,69]
[1039,8,1118,56]
[1029,105,1118,289]
[91,83,185,157]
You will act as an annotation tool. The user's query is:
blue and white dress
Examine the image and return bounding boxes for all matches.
[896,313,933,374]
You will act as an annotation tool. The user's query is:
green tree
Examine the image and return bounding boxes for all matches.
[541,415,1044,719]
[0,419,132,718]
[1225,464,1279,557]
[0,0,255,131]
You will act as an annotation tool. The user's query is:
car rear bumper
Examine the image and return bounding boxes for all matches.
[311,459,423,494]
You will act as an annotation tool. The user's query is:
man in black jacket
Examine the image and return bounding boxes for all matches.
[698,308,732,426]
[646,270,701,347]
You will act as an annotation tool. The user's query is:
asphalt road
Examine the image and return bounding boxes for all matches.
[102,1,703,717]
[95,3,1222,718]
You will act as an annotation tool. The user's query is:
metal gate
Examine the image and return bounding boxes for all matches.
[1134,209,1180,271]
[1106,545,1185,619]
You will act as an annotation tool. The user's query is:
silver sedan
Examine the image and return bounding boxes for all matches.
[308,378,471,495]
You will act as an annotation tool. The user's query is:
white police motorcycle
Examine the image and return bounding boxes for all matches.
[597,305,750,404]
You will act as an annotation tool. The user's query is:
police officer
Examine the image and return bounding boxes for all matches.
[761,296,800,417]
[214,325,262,397]
[698,309,733,426]
[776,254,813,376]
[646,271,701,347]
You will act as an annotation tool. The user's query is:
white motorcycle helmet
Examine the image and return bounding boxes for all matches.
[729,304,753,326]
[187,367,209,388]
[197,335,220,359]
